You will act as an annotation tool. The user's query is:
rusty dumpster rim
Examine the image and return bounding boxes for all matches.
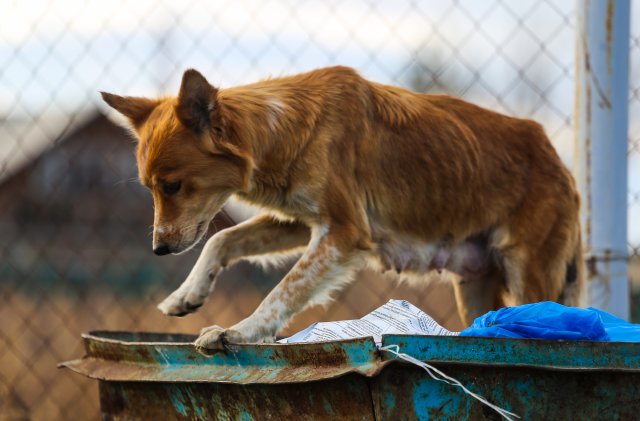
[59,330,389,384]
[59,331,640,384]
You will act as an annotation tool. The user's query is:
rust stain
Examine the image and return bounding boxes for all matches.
[601,249,613,286]
[271,344,348,367]
[586,250,617,285]
[587,255,598,278]
[606,0,614,75]
[576,28,592,249]
[99,375,374,420]
[585,132,592,248]
[583,39,592,248]
[580,26,612,110]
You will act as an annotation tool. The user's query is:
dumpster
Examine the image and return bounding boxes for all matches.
[60,331,640,420]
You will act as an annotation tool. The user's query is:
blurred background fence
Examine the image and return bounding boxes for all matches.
[0,0,638,419]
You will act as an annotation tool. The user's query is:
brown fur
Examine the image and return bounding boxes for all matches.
[101,66,583,351]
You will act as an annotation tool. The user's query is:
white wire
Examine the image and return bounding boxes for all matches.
[379,344,520,421]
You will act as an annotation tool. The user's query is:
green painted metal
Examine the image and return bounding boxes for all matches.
[60,331,640,420]
[65,331,384,383]
[382,334,640,371]
[371,361,640,420]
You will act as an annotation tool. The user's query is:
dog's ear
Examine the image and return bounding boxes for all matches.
[100,92,158,129]
[175,69,220,135]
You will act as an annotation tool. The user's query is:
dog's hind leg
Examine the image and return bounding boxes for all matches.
[194,223,367,351]
[157,214,310,317]
[451,266,506,327]
[493,194,582,308]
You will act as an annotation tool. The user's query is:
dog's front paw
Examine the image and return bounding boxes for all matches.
[195,325,244,354]
[157,266,221,317]
[157,293,201,317]
[157,288,207,317]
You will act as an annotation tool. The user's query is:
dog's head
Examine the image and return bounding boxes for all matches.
[102,70,250,255]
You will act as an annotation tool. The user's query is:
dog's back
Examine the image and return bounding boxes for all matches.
[244,66,584,323]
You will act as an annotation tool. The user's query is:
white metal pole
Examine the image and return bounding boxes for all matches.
[575,0,631,319]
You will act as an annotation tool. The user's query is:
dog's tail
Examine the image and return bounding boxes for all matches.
[558,229,585,307]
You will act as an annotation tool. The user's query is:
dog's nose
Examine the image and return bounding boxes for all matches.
[153,244,171,256]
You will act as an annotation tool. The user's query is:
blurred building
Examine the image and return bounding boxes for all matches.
[0,113,237,294]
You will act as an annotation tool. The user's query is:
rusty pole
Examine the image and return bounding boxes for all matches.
[575,0,631,319]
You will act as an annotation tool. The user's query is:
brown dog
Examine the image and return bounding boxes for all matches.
[101,66,583,351]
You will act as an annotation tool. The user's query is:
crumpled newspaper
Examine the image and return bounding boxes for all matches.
[279,299,517,420]
[280,299,459,345]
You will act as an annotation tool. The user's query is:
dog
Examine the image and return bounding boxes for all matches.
[101,65,583,352]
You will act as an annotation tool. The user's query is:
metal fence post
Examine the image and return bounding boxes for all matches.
[575,0,631,319]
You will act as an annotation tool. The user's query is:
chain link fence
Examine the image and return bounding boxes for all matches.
[0,1,638,419]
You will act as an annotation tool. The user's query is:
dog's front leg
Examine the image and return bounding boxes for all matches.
[195,225,366,352]
[158,215,310,316]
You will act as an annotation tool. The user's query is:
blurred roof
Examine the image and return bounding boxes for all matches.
[0,109,259,223]
[0,109,104,183]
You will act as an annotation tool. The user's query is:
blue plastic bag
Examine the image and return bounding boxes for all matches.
[460,301,640,342]
[589,307,640,342]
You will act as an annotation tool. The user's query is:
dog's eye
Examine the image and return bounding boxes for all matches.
[162,181,182,196]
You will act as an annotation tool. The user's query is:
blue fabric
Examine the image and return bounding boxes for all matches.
[460,301,640,342]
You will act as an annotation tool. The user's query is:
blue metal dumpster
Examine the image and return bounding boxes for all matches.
[60,331,640,419]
